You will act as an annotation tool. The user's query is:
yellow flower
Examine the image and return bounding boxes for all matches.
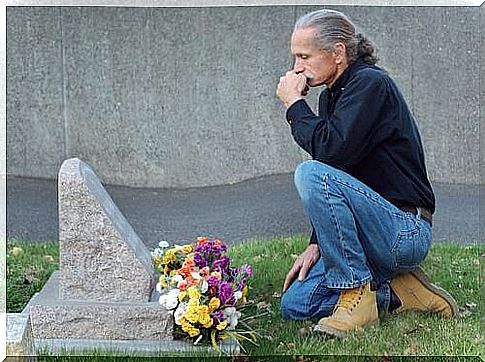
[163,249,176,263]
[186,314,198,324]
[199,313,212,326]
[208,297,221,312]
[216,320,228,331]
[185,308,199,324]
[178,291,187,302]
[188,299,199,309]
[187,286,201,300]
[182,245,193,253]
[153,256,162,265]
[198,305,209,316]
[202,318,213,329]
[187,327,200,337]
[181,320,193,332]
[158,276,169,288]
[178,317,187,325]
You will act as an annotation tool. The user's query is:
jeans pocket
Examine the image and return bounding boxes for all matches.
[391,226,430,271]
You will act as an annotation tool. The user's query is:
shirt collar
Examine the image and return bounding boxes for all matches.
[329,59,367,93]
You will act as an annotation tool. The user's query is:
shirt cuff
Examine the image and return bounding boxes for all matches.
[285,99,314,126]
[309,229,318,244]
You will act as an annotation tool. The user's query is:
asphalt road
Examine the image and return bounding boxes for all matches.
[6,175,482,248]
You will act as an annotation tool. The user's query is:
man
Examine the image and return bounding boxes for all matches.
[276,9,458,337]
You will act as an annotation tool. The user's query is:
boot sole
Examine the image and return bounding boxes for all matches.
[313,323,346,338]
[410,266,459,318]
[313,319,378,338]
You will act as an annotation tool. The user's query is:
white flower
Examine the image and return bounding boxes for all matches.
[158,240,170,248]
[223,307,242,330]
[190,272,202,280]
[151,248,163,258]
[174,244,184,251]
[200,280,208,293]
[156,282,162,293]
[234,291,242,301]
[172,274,183,283]
[174,302,188,325]
[159,288,180,310]
[159,294,168,308]
[223,306,236,317]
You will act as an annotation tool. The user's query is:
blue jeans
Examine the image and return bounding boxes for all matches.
[281,160,432,320]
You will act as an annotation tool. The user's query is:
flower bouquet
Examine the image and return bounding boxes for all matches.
[152,237,257,350]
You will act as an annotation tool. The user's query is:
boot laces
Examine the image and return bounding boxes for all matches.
[337,285,365,310]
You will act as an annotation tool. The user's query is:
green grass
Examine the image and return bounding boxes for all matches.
[7,240,60,313]
[6,237,483,360]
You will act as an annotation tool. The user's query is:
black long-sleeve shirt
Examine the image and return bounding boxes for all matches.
[286,60,435,244]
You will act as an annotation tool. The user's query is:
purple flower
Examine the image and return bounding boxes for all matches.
[194,239,230,261]
[194,243,210,254]
[217,280,235,306]
[233,264,253,290]
[206,275,220,288]
[240,264,253,277]
[212,309,224,324]
[212,256,231,273]
[193,252,208,268]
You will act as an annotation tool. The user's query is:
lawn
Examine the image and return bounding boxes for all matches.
[6,237,483,360]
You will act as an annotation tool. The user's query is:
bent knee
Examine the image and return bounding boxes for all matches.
[280,279,339,321]
[294,160,334,202]
[280,285,328,321]
[294,160,319,185]
[280,290,310,320]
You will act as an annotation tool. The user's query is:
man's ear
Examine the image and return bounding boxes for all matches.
[333,42,347,64]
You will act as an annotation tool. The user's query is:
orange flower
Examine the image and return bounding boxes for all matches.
[197,236,209,244]
[199,267,210,277]
[183,259,196,270]
[178,280,188,291]
[186,277,199,287]
[177,267,189,277]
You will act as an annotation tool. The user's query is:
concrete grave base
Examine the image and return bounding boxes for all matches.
[27,271,241,356]
[6,313,37,361]
[29,271,173,341]
[34,338,240,356]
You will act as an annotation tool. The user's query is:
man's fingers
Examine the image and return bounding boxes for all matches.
[283,262,301,292]
[283,266,298,292]
[283,272,296,293]
[298,260,310,281]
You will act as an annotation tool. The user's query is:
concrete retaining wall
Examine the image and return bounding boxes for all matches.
[7,5,481,187]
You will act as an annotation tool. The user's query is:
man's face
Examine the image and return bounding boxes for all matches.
[290,27,340,88]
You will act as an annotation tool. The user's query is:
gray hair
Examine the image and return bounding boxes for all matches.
[294,9,378,65]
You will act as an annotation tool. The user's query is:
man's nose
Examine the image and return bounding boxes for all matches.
[293,59,304,73]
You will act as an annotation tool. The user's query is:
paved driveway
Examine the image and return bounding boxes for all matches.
[6,175,482,248]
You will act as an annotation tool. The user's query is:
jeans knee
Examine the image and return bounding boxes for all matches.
[280,290,305,320]
[295,161,316,196]
[294,160,332,204]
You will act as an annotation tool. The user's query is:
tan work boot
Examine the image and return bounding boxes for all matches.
[390,266,458,318]
[314,282,378,337]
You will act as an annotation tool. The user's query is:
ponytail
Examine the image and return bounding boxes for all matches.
[354,33,378,65]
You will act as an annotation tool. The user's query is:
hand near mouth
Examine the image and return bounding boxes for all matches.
[276,69,310,108]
